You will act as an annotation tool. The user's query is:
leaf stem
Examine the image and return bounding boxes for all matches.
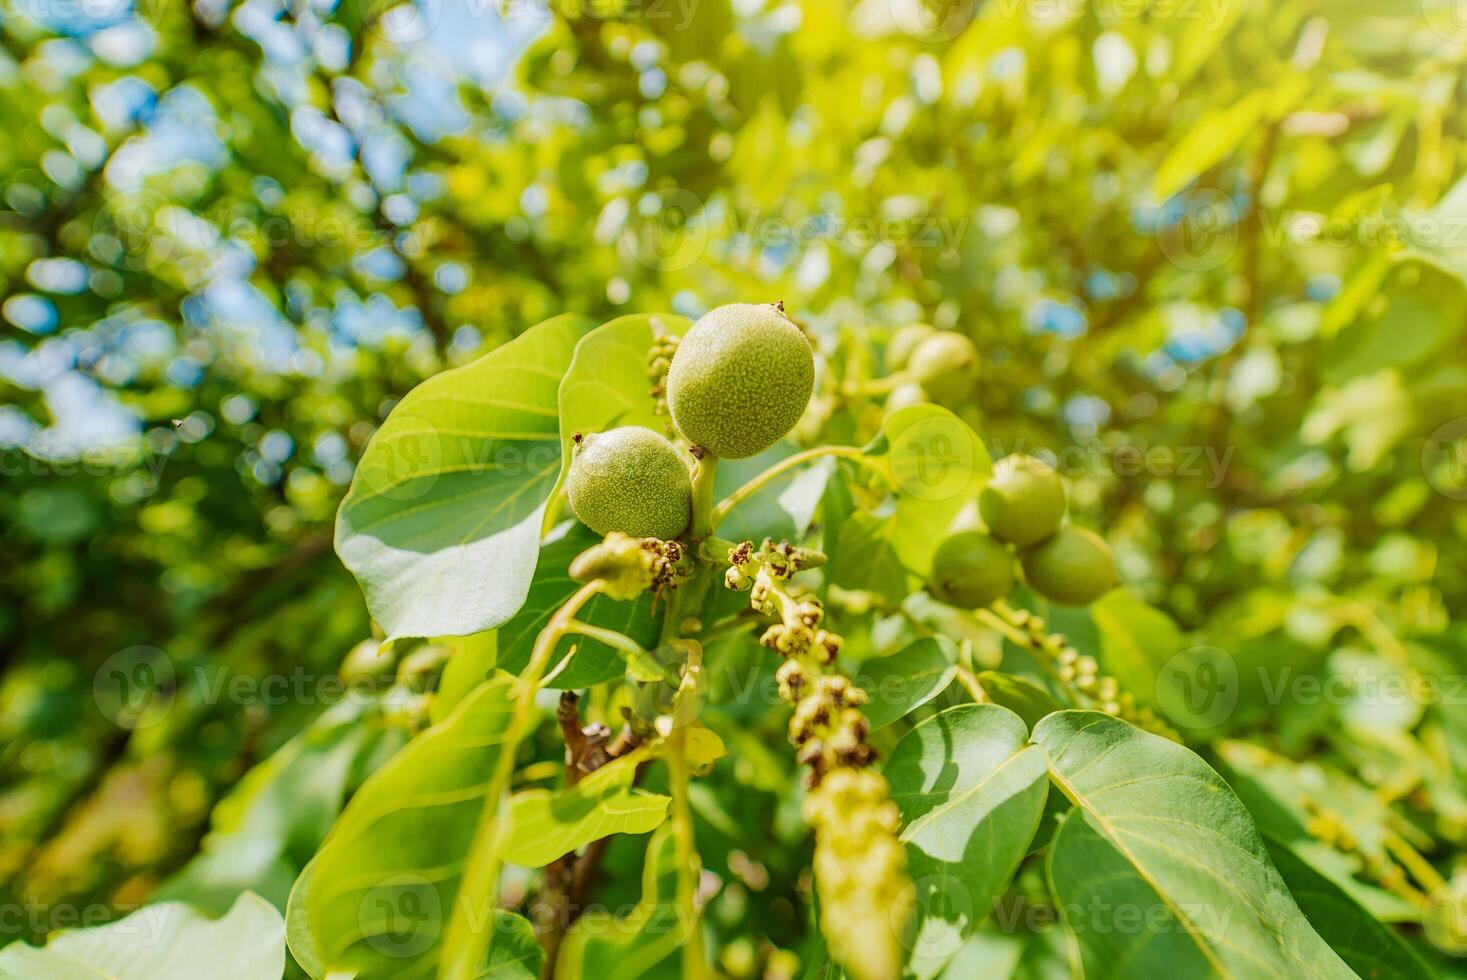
[839,373,906,397]
[955,665,987,703]
[709,444,873,531]
[565,620,678,684]
[440,579,604,980]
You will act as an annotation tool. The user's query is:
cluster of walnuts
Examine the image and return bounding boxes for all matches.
[555,301,1135,980]
[927,452,1119,610]
[565,301,815,541]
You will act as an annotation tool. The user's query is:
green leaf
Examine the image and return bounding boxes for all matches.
[876,405,992,576]
[829,406,990,600]
[1035,711,1353,980]
[432,631,500,724]
[298,676,519,978]
[335,313,592,642]
[853,635,958,730]
[1090,589,1181,713]
[556,827,684,980]
[828,506,910,602]
[0,892,284,980]
[885,704,1050,978]
[1264,835,1434,980]
[286,857,325,978]
[974,671,1062,731]
[502,749,670,868]
[556,313,690,488]
[481,911,545,979]
[1326,262,1467,383]
[497,521,661,688]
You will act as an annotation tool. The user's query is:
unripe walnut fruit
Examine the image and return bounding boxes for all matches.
[1020,525,1117,606]
[566,426,692,540]
[884,382,928,415]
[666,302,814,459]
[906,332,978,405]
[886,322,937,372]
[980,454,1066,547]
[929,531,1014,609]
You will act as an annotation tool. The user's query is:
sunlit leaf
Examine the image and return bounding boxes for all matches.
[0,892,284,980]
[297,676,520,978]
[885,704,1049,978]
[503,750,669,868]
[1037,711,1353,979]
[336,314,593,641]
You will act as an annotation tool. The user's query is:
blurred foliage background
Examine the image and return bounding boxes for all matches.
[3,0,1467,969]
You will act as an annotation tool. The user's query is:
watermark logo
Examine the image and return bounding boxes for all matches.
[360,0,442,44]
[1156,188,1240,273]
[621,188,709,273]
[92,187,175,273]
[93,645,175,729]
[1424,418,1467,500]
[1154,645,1238,729]
[1425,876,1467,956]
[895,874,973,962]
[356,414,446,502]
[1423,0,1467,44]
[359,874,442,958]
[890,0,977,42]
[889,414,977,501]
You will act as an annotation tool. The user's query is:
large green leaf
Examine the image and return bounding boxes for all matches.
[885,704,1050,978]
[297,676,519,978]
[496,521,661,688]
[1264,835,1433,980]
[335,314,592,642]
[853,636,958,730]
[1035,711,1353,980]
[0,892,284,980]
[828,506,910,602]
[502,749,670,868]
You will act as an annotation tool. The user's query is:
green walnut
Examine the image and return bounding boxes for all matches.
[980,454,1066,548]
[906,331,979,405]
[929,531,1014,609]
[886,322,937,372]
[666,302,815,458]
[884,381,928,415]
[566,426,692,540]
[1020,525,1117,606]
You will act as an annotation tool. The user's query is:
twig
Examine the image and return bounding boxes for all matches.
[536,691,641,975]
